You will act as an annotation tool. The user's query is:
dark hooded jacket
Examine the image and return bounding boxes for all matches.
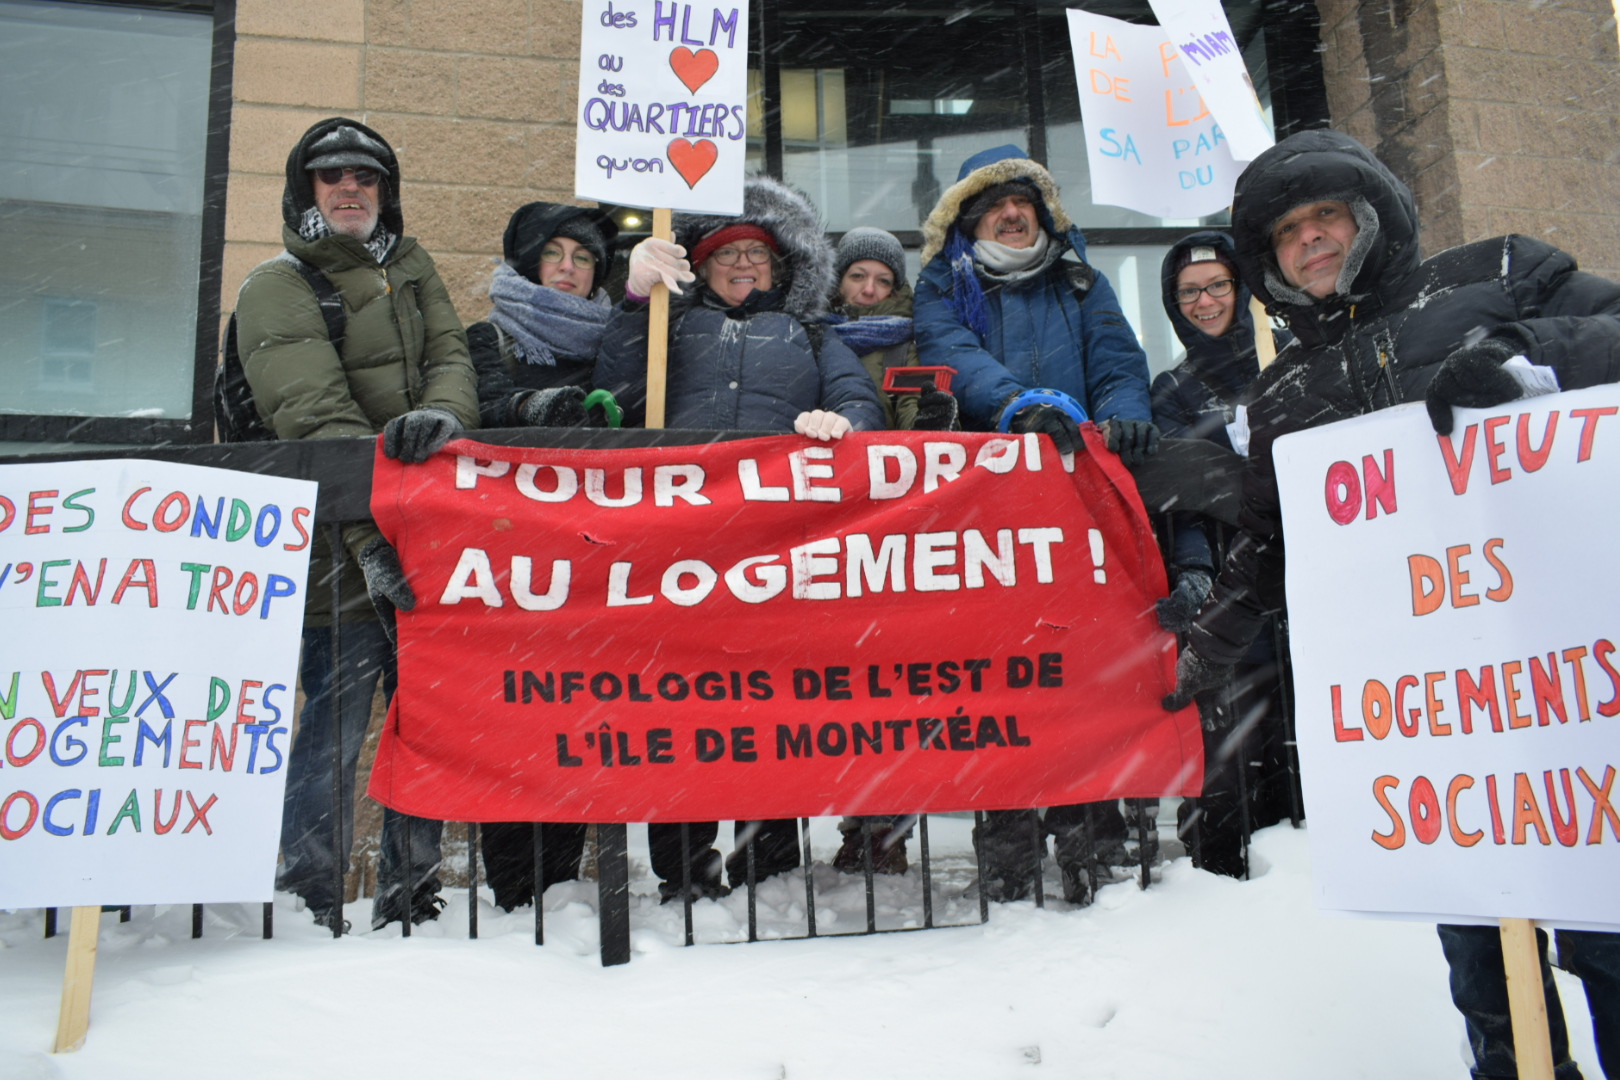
[467,202,619,427]
[235,116,479,622]
[1190,130,1620,665]
[913,145,1152,429]
[594,176,883,432]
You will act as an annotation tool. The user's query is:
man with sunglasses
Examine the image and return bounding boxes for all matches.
[235,117,479,933]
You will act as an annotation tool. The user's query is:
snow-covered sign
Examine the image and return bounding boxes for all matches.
[1275,388,1620,929]
[574,0,750,214]
[0,460,315,908]
[1064,9,1251,219]
[1146,0,1275,162]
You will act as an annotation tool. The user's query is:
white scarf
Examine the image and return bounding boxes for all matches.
[973,230,1051,276]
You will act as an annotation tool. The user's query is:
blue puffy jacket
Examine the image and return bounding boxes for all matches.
[914,145,1152,429]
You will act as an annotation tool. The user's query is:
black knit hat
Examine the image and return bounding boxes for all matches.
[502,203,619,292]
[958,179,1043,237]
[834,227,907,291]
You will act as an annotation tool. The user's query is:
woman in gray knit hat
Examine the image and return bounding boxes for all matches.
[826,227,956,432]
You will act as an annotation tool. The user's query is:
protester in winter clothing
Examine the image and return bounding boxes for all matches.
[1150,231,1297,878]
[236,117,479,932]
[1161,129,1620,1079]
[914,144,1157,463]
[913,145,1157,905]
[463,201,622,909]
[822,227,956,434]
[467,202,619,430]
[595,176,883,901]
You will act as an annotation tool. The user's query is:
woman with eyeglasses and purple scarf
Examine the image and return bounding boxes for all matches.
[1150,231,1298,880]
[594,176,883,904]
[465,202,621,431]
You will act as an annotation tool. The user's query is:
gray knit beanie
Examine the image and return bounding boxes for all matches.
[833,227,907,291]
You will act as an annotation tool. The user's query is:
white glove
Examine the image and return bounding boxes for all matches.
[627,237,694,298]
[794,410,853,441]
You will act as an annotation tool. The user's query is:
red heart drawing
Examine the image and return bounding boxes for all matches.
[667,138,718,189]
[669,47,719,94]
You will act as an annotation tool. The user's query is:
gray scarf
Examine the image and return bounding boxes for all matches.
[485,262,611,366]
[974,231,1057,284]
[298,205,396,264]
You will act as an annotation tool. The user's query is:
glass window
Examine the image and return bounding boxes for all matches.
[750,0,1278,376]
[0,0,213,422]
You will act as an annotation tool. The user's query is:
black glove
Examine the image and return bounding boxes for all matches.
[910,379,959,432]
[357,536,416,644]
[1103,418,1161,467]
[1156,569,1213,635]
[1007,404,1081,456]
[1425,338,1521,436]
[1162,647,1233,712]
[382,407,462,463]
[517,386,588,428]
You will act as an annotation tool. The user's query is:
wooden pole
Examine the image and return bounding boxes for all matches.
[1499,917,1556,1080]
[645,206,674,430]
[53,905,101,1053]
[1250,294,1277,370]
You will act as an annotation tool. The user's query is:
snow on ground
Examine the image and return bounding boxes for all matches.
[0,815,1604,1079]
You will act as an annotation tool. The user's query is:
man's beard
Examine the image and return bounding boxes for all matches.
[324,209,378,241]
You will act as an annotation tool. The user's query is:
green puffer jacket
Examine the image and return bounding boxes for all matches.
[235,227,479,623]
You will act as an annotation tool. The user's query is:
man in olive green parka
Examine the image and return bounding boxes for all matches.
[236,117,479,932]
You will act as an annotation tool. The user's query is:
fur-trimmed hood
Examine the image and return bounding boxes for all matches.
[920,145,1077,265]
[282,117,405,238]
[674,175,834,322]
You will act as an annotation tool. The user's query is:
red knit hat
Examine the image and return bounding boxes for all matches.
[689,224,779,269]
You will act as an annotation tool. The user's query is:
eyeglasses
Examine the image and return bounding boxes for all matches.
[1174,278,1236,304]
[313,167,381,187]
[710,245,773,267]
[540,246,597,269]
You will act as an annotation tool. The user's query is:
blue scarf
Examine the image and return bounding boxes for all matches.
[485,262,610,366]
[822,313,914,355]
[942,230,991,339]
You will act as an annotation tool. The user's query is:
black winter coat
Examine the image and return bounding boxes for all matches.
[1191,131,1620,666]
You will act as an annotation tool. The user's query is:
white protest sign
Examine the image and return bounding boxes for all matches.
[1275,389,1620,928]
[1065,9,1247,219]
[575,0,750,214]
[0,459,315,907]
[1146,0,1274,161]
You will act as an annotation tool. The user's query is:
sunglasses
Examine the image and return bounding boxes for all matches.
[313,167,381,187]
[1174,278,1236,304]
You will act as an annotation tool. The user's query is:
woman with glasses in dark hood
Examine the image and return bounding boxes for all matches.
[466,202,620,430]
[1151,231,1298,879]
[467,201,621,912]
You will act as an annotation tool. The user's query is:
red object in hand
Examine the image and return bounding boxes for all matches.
[883,365,957,395]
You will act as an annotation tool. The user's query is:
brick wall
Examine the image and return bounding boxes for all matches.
[224,0,585,326]
[1315,0,1620,281]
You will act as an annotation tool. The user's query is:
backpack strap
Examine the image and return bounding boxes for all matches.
[286,256,347,355]
[803,319,824,360]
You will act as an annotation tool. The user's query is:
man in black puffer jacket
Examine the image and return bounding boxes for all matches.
[1164,130,1620,1080]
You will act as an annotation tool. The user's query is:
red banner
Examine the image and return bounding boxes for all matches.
[367,428,1202,822]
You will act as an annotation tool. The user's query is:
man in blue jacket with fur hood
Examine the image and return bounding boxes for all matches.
[915,145,1158,462]
[915,145,1160,904]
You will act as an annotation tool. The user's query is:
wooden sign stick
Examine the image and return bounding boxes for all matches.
[1499,917,1557,1080]
[53,905,101,1053]
[645,206,674,430]
[1251,294,1277,370]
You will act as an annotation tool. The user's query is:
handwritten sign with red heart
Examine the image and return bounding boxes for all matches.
[669,47,719,94]
[667,138,718,189]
